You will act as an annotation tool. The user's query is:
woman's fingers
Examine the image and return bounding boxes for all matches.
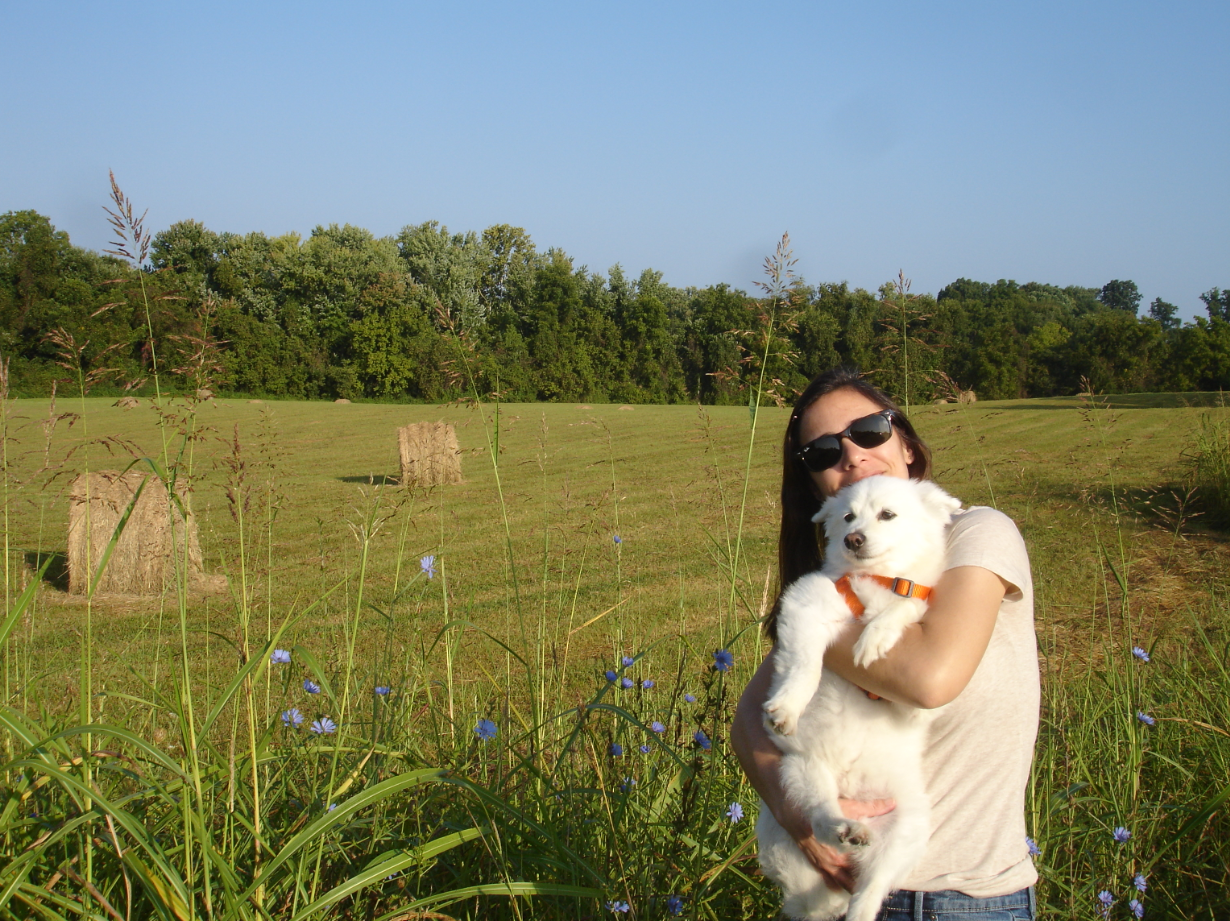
[795,835,856,892]
[838,796,896,819]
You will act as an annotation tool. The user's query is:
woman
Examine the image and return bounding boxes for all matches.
[731,367,1039,919]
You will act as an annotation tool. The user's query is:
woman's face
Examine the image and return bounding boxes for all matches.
[796,387,915,499]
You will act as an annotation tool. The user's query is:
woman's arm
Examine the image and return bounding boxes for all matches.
[824,565,1011,709]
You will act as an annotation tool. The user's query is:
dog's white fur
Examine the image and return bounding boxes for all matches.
[756,475,962,921]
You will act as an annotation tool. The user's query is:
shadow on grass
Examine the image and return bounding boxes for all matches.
[338,474,401,486]
[24,550,69,592]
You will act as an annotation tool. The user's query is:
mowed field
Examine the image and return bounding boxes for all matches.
[5,391,1229,699]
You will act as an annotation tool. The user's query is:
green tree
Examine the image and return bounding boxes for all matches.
[1148,297,1180,330]
[1098,279,1142,314]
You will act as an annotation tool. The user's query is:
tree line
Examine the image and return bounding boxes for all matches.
[3,208,1228,406]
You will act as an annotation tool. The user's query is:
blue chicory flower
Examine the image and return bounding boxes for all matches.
[694,730,711,750]
[651,721,666,734]
[1136,711,1155,726]
[1129,899,1144,919]
[639,744,651,754]
[1132,646,1151,662]
[375,686,390,696]
[666,895,684,916]
[727,802,744,823]
[281,708,304,728]
[303,679,321,695]
[1026,836,1041,857]
[620,777,636,792]
[1134,873,1147,893]
[622,656,634,667]
[310,717,337,734]
[270,649,291,664]
[1097,890,1114,915]
[610,742,624,757]
[420,555,437,579]
[1113,826,1131,842]
[621,677,634,689]
[712,649,734,672]
[605,900,630,914]
[613,535,622,545]
[605,669,618,682]
[642,678,654,689]
[684,693,696,703]
[474,719,498,741]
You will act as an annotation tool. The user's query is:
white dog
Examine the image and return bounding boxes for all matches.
[756,475,962,921]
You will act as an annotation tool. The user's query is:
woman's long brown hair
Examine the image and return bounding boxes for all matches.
[766,367,931,643]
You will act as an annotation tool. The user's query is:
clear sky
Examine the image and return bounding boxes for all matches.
[3,1,1227,318]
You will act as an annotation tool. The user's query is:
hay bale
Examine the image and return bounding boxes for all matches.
[196,388,214,401]
[335,398,352,404]
[67,471,212,595]
[114,396,140,409]
[398,423,463,488]
[958,390,978,405]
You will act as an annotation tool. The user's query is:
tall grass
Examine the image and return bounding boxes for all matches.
[1189,411,1230,528]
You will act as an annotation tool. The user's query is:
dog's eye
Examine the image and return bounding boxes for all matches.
[843,512,855,523]
[877,509,897,521]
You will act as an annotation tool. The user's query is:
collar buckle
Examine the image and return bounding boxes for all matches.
[891,577,916,598]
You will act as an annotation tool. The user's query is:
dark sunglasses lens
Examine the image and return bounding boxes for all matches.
[847,413,893,447]
[799,438,842,472]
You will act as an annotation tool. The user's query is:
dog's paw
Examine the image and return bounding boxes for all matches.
[852,621,903,667]
[834,820,871,848]
[762,697,801,736]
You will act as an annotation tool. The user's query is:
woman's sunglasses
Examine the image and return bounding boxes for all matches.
[795,410,897,472]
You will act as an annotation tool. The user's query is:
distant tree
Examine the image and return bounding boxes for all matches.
[1098,279,1142,314]
[1148,297,1180,330]
[1200,287,1230,322]
[150,219,222,289]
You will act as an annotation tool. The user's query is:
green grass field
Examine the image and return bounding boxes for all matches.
[2,392,1228,919]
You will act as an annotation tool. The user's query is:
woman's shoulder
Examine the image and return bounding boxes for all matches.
[945,504,1030,594]
[949,504,1021,535]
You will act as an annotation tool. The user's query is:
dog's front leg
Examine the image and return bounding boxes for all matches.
[851,594,926,668]
[764,574,848,736]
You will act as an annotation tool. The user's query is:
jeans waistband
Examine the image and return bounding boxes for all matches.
[879,885,1035,915]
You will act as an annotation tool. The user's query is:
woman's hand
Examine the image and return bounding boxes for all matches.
[784,797,897,892]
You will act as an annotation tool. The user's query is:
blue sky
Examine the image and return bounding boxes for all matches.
[3,1,1227,318]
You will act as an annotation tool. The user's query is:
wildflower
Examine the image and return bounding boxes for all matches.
[694,729,712,750]
[712,649,734,672]
[281,708,304,728]
[639,744,651,754]
[1136,711,1155,726]
[420,555,437,579]
[303,679,321,695]
[1129,899,1144,919]
[270,649,291,664]
[1134,873,1147,893]
[474,719,498,741]
[621,677,634,689]
[620,777,636,792]
[642,678,655,689]
[375,686,390,696]
[1025,836,1041,857]
[727,802,744,823]
[1113,826,1131,843]
[328,803,337,812]
[1097,890,1114,918]
[613,535,622,545]
[310,717,337,734]
[622,655,634,667]
[1132,646,1150,662]
[605,900,630,914]
[684,693,696,703]
[610,742,624,757]
[666,894,684,915]
[605,670,618,682]
[651,720,666,734]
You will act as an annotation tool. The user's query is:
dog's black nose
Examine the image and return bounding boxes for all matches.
[844,532,864,552]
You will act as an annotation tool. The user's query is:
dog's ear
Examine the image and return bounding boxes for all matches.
[912,479,962,521]
[811,499,837,526]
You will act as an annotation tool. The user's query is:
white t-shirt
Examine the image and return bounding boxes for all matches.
[902,506,1040,896]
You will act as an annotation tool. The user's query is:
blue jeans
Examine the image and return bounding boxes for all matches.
[876,886,1035,920]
